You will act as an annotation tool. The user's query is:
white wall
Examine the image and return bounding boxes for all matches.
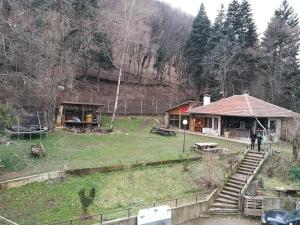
[202,116,221,136]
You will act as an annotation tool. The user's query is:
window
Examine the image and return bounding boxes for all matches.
[270,120,277,130]
[205,117,212,128]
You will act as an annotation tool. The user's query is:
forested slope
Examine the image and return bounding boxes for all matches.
[0,0,299,128]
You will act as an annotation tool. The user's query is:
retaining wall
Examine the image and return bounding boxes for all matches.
[0,171,64,191]
[97,189,219,225]
[0,157,202,190]
[263,196,300,212]
[66,157,202,175]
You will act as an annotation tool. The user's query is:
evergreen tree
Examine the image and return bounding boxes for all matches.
[239,0,257,48]
[260,0,300,110]
[275,0,299,27]
[184,3,211,96]
[224,0,241,43]
[209,4,226,49]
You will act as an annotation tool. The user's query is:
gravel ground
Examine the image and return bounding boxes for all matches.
[184,216,260,225]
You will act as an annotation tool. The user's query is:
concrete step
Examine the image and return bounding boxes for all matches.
[238,167,254,173]
[227,179,244,186]
[223,186,241,193]
[239,165,256,170]
[215,197,238,205]
[243,157,258,162]
[236,170,253,176]
[226,182,244,189]
[238,166,254,171]
[244,156,261,161]
[208,208,240,214]
[242,161,258,167]
[211,202,238,209]
[247,153,264,158]
[248,151,264,155]
[220,190,240,198]
[218,193,239,201]
[230,177,245,182]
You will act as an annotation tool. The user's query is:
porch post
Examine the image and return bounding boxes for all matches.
[218,116,221,136]
[179,109,181,130]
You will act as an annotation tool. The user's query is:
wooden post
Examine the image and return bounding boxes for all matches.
[107,100,110,113]
[140,100,143,115]
[125,99,127,116]
[155,101,158,115]
[37,112,42,142]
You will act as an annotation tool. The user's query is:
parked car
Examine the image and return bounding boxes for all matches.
[261,209,300,225]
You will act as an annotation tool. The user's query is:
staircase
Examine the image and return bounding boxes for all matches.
[208,150,266,214]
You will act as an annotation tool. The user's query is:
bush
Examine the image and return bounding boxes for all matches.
[78,187,96,214]
[289,164,300,181]
[179,152,190,172]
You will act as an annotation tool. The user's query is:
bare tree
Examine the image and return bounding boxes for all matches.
[110,0,137,131]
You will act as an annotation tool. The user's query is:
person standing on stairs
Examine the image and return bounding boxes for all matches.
[250,130,256,150]
[257,133,263,152]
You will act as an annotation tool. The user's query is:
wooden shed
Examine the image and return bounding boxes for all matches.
[56,102,104,129]
[164,101,202,130]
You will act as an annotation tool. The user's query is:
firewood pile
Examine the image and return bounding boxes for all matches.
[63,127,102,134]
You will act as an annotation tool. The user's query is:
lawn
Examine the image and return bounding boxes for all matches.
[0,116,245,181]
[0,162,214,225]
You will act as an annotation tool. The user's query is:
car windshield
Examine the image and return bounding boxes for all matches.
[284,210,300,223]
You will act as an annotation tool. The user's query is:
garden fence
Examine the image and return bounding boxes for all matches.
[44,191,209,225]
[64,96,183,115]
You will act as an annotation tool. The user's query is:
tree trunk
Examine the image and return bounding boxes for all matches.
[110,0,136,131]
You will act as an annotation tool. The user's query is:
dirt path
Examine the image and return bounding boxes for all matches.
[184,216,260,225]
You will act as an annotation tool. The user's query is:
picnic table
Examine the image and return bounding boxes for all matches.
[150,127,176,136]
[194,142,223,153]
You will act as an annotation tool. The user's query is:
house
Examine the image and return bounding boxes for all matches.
[164,100,203,130]
[56,102,104,129]
[188,93,299,142]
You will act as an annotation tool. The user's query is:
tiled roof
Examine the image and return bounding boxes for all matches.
[189,95,299,118]
[165,101,202,113]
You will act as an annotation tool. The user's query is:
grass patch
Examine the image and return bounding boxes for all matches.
[0,116,245,180]
[0,163,206,225]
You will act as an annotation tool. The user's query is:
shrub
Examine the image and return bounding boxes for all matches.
[289,164,300,181]
[179,152,190,172]
[195,153,221,189]
[78,187,96,214]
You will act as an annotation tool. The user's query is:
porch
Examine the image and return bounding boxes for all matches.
[189,114,282,143]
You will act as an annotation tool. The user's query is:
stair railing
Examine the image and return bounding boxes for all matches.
[238,147,272,211]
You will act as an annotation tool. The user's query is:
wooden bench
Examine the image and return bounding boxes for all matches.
[150,127,176,136]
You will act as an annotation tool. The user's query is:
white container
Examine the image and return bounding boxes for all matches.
[138,205,172,225]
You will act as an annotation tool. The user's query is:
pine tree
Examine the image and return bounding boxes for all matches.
[184,3,211,96]
[239,0,257,48]
[275,0,299,27]
[260,0,300,110]
[224,0,241,43]
[209,4,226,49]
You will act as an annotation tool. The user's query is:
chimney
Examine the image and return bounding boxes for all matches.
[203,94,211,106]
[243,90,249,96]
